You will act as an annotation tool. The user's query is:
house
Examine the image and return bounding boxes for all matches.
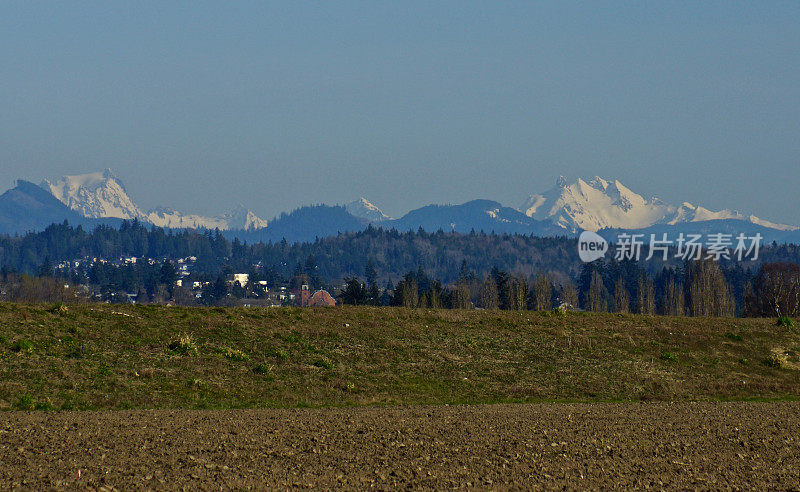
[226,273,249,287]
[308,289,336,307]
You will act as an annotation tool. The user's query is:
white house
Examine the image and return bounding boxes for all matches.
[226,273,249,287]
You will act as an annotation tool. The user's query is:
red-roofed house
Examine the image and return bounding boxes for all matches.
[308,289,336,307]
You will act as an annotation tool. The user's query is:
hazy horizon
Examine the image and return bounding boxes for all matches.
[2,2,798,222]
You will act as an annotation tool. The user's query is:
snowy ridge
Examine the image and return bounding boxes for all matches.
[521,176,798,233]
[345,197,392,222]
[220,204,270,230]
[146,207,229,230]
[41,170,268,231]
[42,169,148,222]
[36,170,798,235]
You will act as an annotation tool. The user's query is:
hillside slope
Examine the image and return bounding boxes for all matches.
[0,304,797,410]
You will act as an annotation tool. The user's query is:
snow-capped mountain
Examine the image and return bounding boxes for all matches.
[145,207,229,230]
[345,197,392,222]
[219,204,269,230]
[42,169,148,222]
[27,170,800,238]
[521,176,798,233]
[41,170,268,231]
[146,204,269,230]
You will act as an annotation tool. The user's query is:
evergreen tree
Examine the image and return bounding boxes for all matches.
[340,276,368,305]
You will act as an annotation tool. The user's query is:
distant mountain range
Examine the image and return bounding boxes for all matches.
[520,175,797,233]
[0,170,798,243]
[41,169,270,231]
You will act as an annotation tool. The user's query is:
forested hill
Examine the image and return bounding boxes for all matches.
[3,220,800,285]
[0,221,577,283]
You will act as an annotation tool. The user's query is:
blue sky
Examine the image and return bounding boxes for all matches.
[1,1,798,222]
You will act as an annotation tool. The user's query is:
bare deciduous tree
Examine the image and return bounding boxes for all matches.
[614,278,630,313]
[744,262,800,317]
[451,281,472,309]
[531,274,552,311]
[478,277,499,310]
[685,260,734,317]
[584,271,609,312]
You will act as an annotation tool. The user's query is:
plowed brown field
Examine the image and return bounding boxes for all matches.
[2,402,798,490]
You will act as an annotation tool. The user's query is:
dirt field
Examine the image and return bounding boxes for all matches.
[2,402,799,490]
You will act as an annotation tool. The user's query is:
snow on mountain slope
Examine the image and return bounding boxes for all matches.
[42,170,268,231]
[146,207,229,230]
[749,216,799,232]
[668,202,742,224]
[521,176,673,232]
[42,169,148,221]
[221,205,270,230]
[345,197,392,222]
[521,176,798,232]
[147,205,268,230]
[36,170,797,235]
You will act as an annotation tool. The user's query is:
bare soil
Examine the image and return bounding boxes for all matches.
[2,402,799,490]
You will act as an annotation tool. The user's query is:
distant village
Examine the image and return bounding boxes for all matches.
[50,255,337,307]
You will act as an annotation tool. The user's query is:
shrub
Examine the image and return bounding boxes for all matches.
[725,333,743,341]
[661,351,678,362]
[223,348,249,361]
[168,334,198,355]
[312,358,334,369]
[763,356,782,368]
[252,363,272,374]
[34,400,55,411]
[65,348,83,359]
[776,316,795,328]
[16,394,34,410]
[11,339,33,354]
[50,303,68,315]
[187,378,205,388]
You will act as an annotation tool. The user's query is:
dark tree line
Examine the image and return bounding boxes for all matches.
[2,220,800,316]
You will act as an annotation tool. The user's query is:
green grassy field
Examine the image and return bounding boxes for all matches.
[0,303,798,410]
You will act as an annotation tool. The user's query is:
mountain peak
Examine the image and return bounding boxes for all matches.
[222,205,268,230]
[588,176,609,190]
[345,197,391,222]
[521,176,798,233]
[41,170,141,221]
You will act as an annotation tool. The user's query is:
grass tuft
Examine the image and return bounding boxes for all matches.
[168,334,198,355]
[222,347,250,361]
